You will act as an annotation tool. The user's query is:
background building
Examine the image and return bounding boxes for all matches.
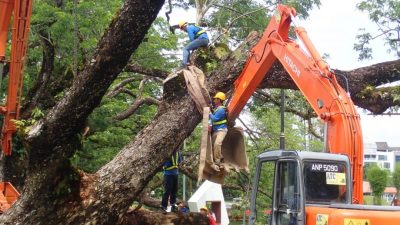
[363,142,398,172]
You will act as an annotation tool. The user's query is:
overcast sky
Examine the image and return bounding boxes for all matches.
[161,0,400,147]
[302,0,399,146]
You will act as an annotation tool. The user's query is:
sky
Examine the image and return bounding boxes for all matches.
[301,0,400,146]
[161,0,400,147]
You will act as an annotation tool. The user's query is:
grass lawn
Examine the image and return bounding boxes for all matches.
[363,195,390,205]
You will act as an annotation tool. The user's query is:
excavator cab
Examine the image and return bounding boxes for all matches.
[249,150,351,225]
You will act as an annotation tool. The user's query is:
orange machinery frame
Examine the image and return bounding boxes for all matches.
[226,4,363,204]
[0,0,34,156]
[0,0,34,211]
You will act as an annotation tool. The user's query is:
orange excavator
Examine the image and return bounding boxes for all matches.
[215,4,400,225]
[0,0,34,211]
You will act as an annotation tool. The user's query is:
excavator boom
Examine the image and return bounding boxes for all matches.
[0,0,34,155]
[0,0,33,212]
[227,5,363,203]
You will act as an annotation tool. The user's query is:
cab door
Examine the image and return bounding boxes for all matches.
[249,158,305,225]
[249,159,276,225]
[273,160,304,225]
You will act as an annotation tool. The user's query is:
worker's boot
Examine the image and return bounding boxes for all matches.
[160,205,168,213]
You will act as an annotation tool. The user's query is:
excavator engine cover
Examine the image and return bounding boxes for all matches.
[198,107,248,184]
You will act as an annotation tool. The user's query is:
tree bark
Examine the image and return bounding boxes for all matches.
[0,0,165,224]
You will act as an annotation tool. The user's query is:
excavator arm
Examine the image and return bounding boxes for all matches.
[227,5,363,203]
[0,0,34,155]
[0,0,33,212]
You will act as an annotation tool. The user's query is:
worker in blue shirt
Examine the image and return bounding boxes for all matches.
[161,148,182,212]
[178,21,209,68]
[209,92,228,172]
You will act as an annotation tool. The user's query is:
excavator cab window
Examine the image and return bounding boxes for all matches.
[303,161,348,204]
[250,160,275,225]
[275,160,303,225]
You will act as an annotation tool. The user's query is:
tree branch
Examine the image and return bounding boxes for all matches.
[212,4,262,27]
[107,77,137,98]
[20,31,55,119]
[254,90,317,119]
[210,6,267,45]
[114,97,161,120]
[238,117,260,148]
[258,60,400,114]
[307,118,323,140]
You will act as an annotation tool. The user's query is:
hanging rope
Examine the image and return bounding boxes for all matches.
[165,0,178,34]
[165,0,172,24]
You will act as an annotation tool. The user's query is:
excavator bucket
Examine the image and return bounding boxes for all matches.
[221,127,249,172]
[198,107,248,184]
[0,182,19,213]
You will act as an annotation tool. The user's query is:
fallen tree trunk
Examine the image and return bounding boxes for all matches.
[126,209,209,225]
[258,60,400,114]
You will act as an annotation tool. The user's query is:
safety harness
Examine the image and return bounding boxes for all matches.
[194,26,206,38]
[212,106,227,126]
[163,152,179,171]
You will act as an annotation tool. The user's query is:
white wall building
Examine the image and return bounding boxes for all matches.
[363,142,396,172]
[188,180,229,225]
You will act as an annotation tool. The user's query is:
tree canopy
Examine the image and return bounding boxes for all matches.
[367,165,388,205]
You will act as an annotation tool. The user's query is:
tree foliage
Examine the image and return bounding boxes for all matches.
[367,165,388,205]
[355,0,400,60]
[393,164,400,198]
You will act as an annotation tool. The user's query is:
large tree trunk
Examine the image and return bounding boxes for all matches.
[0,0,165,224]
[258,60,400,114]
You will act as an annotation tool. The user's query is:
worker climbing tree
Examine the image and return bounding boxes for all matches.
[177,21,209,69]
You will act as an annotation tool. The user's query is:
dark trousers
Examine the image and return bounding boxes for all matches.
[161,174,178,208]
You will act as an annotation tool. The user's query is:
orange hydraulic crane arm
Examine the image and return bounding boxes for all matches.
[0,0,34,155]
[227,5,363,204]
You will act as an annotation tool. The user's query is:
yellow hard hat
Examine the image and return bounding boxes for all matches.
[200,206,208,212]
[178,21,188,28]
[213,92,226,101]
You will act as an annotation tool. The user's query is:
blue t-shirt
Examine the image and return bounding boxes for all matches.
[187,25,208,41]
[210,106,228,132]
